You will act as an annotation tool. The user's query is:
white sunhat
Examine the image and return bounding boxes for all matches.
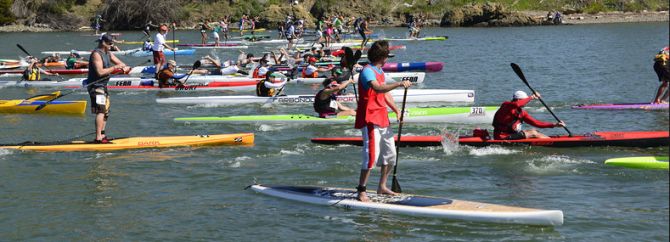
[513,90,528,100]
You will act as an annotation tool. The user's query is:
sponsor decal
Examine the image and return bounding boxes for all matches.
[467,92,474,98]
[276,96,315,103]
[234,137,243,142]
[110,80,133,86]
[138,140,160,146]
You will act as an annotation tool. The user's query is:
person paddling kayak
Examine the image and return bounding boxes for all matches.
[355,40,412,202]
[88,33,131,143]
[314,79,356,118]
[157,60,187,88]
[492,91,566,140]
[256,71,288,97]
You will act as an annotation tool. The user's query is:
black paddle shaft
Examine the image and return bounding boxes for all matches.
[391,87,409,193]
[510,63,572,136]
[16,44,65,81]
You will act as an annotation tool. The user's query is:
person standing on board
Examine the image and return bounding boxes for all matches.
[239,15,248,36]
[359,17,372,49]
[198,20,210,45]
[88,33,131,143]
[355,40,412,202]
[221,17,230,43]
[92,15,104,35]
[492,91,566,140]
[152,24,176,79]
[143,20,158,38]
[314,78,356,118]
[652,46,670,104]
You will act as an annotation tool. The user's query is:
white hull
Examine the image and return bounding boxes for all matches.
[157,89,474,105]
[251,185,563,226]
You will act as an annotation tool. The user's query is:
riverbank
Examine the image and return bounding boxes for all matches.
[1,11,667,33]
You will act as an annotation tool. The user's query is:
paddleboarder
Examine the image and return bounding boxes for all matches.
[492,91,566,140]
[88,33,131,143]
[314,78,356,118]
[354,40,412,202]
[152,24,176,79]
[652,46,669,104]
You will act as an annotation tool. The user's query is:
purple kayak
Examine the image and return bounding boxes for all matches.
[572,103,669,110]
[382,62,443,72]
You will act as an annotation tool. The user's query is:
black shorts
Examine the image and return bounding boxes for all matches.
[88,87,110,114]
[654,61,669,82]
[505,131,526,140]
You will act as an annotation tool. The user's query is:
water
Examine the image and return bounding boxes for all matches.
[0,23,668,240]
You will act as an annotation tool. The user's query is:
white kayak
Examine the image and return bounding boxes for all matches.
[156,89,475,106]
[293,72,425,84]
[250,185,564,226]
[191,45,249,49]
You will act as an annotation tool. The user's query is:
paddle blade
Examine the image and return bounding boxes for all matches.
[352,50,362,67]
[193,60,202,69]
[510,63,529,86]
[34,103,48,111]
[391,175,402,193]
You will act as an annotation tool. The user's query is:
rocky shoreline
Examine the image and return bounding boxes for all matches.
[0,11,667,33]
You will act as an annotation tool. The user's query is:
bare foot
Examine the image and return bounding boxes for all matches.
[357,191,370,202]
[377,187,398,196]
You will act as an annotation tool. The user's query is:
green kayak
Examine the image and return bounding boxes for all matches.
[175,106,498,124]
[604,156,669,170]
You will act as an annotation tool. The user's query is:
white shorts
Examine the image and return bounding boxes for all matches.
[212,32,220,39]
[360,124,396,170]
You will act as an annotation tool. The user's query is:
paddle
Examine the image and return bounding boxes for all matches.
[172,22,177,62]
[391,87,409,193]
[176,60,202,86]
[510,63,572,137]
[35,59,151,111]
[16,44,65,81]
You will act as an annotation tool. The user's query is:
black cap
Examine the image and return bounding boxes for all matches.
[96,33,114,44]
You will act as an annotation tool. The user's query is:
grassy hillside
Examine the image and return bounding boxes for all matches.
[2,0,668,29]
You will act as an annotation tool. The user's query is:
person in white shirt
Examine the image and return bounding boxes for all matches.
[152,24,175,78]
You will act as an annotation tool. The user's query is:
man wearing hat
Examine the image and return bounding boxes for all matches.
[157,60,189,88]
[492,90,566,140]
[152,24,176,78]
[65,51,88,69]
[256,71,288,97]
[301,56,332,78]
[88,33,131,143]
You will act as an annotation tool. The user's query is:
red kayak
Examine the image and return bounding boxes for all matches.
[311,131,670,148]
[0,68,89,75]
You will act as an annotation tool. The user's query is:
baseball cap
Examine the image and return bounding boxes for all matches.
[97,33,114,43]
[160,25,169,31]
[513,90,528,100]
[167,60,177,66]
[308,57,318,63]
[331,67,343,75]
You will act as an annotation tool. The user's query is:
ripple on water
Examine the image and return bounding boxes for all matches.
[523,155,596,175]
[468,146,521,156]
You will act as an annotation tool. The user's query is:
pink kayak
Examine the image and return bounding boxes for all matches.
[572,103,669,110]
[176,43,241,47]
[383,62,444,72]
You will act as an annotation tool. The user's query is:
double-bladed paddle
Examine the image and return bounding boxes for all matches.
[391,87,409,193]
[510,63,572,136]
[177,60,202,86]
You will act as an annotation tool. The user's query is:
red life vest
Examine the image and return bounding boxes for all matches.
[301,65,319,78]
[354,65,389,129]
[252,66,266,78]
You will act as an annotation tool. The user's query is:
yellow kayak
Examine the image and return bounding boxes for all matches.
[120,39,180,45]
[1,133,254,152]
[231,28,266,32]
[0,92,86,115]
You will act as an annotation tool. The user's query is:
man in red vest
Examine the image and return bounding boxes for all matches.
[354,40,412,202]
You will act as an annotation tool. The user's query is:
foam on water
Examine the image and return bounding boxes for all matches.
[257,124,287,132]
[0,148,13,156]
[279,144,306,155]
[524,155,596,175]
[468,146,521,156]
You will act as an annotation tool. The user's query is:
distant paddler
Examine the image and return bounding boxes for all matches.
[199,55,248,76]
[652,46,669,104]
[152,24,176,79]
[65,50,89,69]
[301,57,333,78]
[197,19,211,45]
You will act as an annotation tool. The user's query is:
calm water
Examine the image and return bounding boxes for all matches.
[0,23,668,241]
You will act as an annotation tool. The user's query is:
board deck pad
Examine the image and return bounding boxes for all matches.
[278,186,453,207]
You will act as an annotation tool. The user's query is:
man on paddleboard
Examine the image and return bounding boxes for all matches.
[88,33,131,143]
[492,91,565,140]
[652,46,669,104]
[355,40,412,202]
[152,24,176,79]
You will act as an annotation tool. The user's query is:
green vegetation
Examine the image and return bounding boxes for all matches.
[0,0,16,25]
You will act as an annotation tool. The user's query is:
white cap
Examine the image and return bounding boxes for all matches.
[258,66,268,76]
[513,90,528,100]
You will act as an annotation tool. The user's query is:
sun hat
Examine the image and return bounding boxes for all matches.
[513,90,528,100]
